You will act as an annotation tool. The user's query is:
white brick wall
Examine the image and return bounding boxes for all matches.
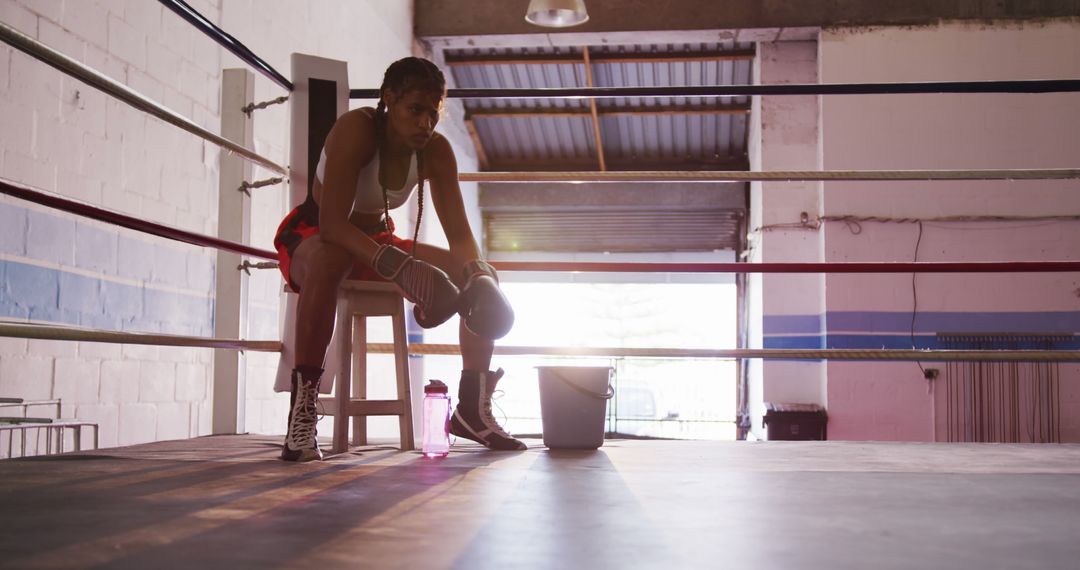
[117,402,155,446]
[24,0,63,23]
[78,339,121,360]
[74,403,119,447]
[155,401,191,440]
[28,338,76,359]
[0,2,38,39]
[52,357,102,404]
[0,356,54,401]
[61,1,109,48]
[0,43,10,94]
[99,359,139,403]
[175,362,207,401]
[106,12,146,69]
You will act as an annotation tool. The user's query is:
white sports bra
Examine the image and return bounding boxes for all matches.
[314,144,419,215]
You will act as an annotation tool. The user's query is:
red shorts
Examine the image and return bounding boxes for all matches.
[273,200,413,292]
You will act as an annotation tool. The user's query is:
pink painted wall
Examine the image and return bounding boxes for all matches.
[819,22,1080,441]
[748,41,826,439]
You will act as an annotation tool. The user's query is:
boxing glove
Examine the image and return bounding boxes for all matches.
[372,244,460,328]
[459,260,514,340]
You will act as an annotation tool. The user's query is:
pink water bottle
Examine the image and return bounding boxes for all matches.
[421,380,451,457]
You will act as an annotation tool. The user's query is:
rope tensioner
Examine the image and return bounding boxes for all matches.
[238,260,280,274]
[241,95,290,115]
[238,177,285,196]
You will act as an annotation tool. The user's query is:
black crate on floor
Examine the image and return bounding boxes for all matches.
[763,403,827,440]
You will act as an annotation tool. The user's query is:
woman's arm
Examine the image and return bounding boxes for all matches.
[425,133,483,267]
[316,109,381,263]
[426,133,515,339]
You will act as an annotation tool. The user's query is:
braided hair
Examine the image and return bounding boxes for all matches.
[373,57,447,256]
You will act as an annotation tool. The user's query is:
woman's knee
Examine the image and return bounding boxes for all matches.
[293,238,354,289]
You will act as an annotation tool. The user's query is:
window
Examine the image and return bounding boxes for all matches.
[420,281,738,440]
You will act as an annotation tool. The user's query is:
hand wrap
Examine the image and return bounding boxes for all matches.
[459,260,514,340]
[372,245,460,328]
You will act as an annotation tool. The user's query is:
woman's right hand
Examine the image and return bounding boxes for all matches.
[372,244,460,328]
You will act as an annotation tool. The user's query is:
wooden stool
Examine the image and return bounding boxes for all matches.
[318,281,414,453]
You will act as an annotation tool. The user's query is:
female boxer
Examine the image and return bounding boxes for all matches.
[273,57,521,461]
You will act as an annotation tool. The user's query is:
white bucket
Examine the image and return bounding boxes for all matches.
[537,366,614,449]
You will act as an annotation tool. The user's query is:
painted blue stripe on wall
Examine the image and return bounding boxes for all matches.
[0,201,27,256]
[762,336,826,349]
[0,259,213,336]
[0,201,216,337]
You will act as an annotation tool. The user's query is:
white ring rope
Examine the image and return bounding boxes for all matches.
[0,322,281,352]
[1,322,1073,361]
[367,343,1080,362]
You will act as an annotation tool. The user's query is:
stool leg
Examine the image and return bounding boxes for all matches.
[352,315,368,446]
[332,303,351,454]
[392,304,415,451]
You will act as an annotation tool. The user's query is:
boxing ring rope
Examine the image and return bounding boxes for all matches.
[490,261,1080,274]
[0,177,277,261]
[0,322,281,353]
[5,173,1077,276]
[0,21,287,176]
[0,176,280,353]
[158,0,293,92]
[350,79,1080,100]
[0,321,1074,362]
[461,169,1080,182]
[365,344,1080,363]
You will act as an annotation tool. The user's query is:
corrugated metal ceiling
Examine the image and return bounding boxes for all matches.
[447,42,753,171]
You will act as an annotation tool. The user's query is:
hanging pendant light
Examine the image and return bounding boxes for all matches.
[525,0,589,28]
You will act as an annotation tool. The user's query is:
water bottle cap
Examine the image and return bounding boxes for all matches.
[424,379,449,394]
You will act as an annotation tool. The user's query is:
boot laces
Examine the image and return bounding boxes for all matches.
[286,381,318,449]
[481,371,513,439]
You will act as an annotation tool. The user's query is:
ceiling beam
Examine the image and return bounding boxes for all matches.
[417,0,1080,38]
[444,49,756,66]
[582,46,606,172]
[463,119,490,170]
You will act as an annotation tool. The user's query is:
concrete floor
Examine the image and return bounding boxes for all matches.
[1,436,1079,569]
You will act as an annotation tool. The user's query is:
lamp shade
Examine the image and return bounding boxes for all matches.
[525,0,589,28]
